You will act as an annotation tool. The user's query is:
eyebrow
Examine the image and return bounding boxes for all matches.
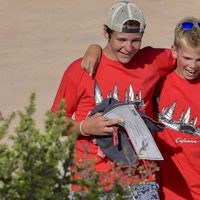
[182,55,200,60]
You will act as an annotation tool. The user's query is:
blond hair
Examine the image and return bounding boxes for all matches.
[174,16,200,49]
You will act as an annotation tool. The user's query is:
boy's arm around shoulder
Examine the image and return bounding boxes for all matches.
[81,44,102,76]
[159,48,176,71]
[147,47,176,77]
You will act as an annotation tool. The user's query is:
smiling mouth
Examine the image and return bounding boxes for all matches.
[119,52,132,58]
[186,69,196,75]
[120,51,130,56]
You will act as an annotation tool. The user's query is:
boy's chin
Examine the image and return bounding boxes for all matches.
[184,74,199,81]
[118,57,132,64]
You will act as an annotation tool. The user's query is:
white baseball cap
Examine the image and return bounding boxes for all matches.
[106,1,146,33]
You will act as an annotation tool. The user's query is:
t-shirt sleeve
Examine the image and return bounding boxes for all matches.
[51,60,82,118]
[155,48,176,78]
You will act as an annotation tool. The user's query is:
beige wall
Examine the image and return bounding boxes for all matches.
[1,0,199,129]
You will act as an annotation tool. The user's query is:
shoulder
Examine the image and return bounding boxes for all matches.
[56,57,90,88]
[65,57,83,74]
[60,57,94,88]
[62,57,85,79]
[138,46,172,57]
[133,46,173,65]
[139,46,175,69]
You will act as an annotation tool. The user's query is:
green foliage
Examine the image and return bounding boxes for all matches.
[0,93,159,200]
[0,93,76,200]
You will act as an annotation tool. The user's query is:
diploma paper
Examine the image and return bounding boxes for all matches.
[104,104,163,160]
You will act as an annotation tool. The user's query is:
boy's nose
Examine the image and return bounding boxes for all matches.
[191,60,199,68]
[125,42,133,52]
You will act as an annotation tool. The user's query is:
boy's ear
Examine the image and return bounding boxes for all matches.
[171,45,178,59]
[103,26,109,40]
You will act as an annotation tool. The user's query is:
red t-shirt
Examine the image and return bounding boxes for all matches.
[52,46,175,191]
[156,71,200,200]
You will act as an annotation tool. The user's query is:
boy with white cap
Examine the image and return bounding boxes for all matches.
[52,1,175,199]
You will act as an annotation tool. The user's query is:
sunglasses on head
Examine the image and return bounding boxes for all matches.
[181,21,200,30]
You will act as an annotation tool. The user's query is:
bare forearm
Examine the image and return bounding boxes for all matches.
[65,113,124,137]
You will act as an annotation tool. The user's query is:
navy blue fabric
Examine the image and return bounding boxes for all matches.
[90,98,164,166]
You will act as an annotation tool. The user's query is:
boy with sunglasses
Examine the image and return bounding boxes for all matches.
[154,16,200,200]
[52,1,176,199]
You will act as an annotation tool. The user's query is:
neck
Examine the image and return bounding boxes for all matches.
[103,45,117,61]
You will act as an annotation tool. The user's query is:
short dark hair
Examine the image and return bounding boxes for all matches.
[104,25,114,39]
[104,20,142,39]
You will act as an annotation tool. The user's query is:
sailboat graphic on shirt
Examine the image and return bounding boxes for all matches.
[94,80,145,109]
[158,101,200,136]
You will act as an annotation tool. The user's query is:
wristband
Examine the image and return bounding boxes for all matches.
[80,120,89,136]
